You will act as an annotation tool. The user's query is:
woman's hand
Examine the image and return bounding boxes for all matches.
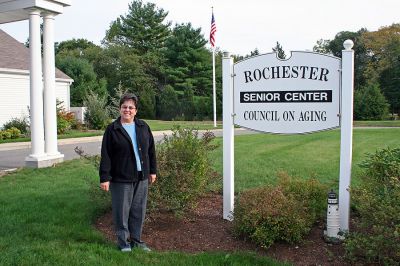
[149,174,156,184]
[100,181,110,191]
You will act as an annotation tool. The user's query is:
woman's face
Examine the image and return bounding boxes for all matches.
[120,99,137,123]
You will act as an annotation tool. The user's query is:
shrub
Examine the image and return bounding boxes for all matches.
[344,147,400,264]
[6,127,21,139]
[2,117,29,135]
[56,100,76,134]
[84,90,110,130]
[233,174,327,249]
[0,130,11,140]
[149,127,218,215]
[279,172,327,222]
[0,127,21,140]
[354,83,390,120]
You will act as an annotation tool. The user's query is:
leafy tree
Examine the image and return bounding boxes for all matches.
[89,45,157,118]
[361,23,400,82]
[313,29,369,89]
[354,83,389,120]
[163,23,212,96]
[104,0,171,54]
[379,61,400,115]
[361,24,400,114]
[272,41,286,59]
[55,38,97,56]
[313,39,331,54]
[56,55,107,106]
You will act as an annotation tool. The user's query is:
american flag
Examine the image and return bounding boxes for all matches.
[210,11,216,48]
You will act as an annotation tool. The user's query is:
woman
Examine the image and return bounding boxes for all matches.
[99,93,157,252]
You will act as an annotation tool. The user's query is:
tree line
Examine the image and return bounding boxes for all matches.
[54,0,399,121]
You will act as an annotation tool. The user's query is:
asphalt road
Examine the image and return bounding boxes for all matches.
[0,128,255,172]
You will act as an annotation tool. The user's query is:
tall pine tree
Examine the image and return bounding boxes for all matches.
[104,0,171,54]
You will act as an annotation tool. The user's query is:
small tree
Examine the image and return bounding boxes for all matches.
[272,41,286,59]
[83,90,110,130]
[354,83,389,120]
[109,83,129,119]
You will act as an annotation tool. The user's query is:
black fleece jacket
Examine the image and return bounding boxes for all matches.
[99,117,157,183]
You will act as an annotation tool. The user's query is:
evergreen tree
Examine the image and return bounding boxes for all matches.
[354,83,389,120]
[272,41,286,59]
[157,85,180,120]
[163,23,212,96]
[104,0,171,54]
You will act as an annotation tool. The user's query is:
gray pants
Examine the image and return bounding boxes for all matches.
[110,180,148,249]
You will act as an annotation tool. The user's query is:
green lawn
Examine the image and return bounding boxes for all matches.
[1,120,398,144]
[144,120,222,131]
[0,130,104,144]
[0,121,222,144]
[1,127,399,265]
[210,128,400,191]
[353,120,400,127]
[0,160,284,266]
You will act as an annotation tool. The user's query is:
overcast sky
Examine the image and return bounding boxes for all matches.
[0,0,399,55]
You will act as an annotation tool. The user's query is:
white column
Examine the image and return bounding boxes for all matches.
[222,52,234,221]
[43,13,62,158]
[339,40,355,232]
[27,10,45,159]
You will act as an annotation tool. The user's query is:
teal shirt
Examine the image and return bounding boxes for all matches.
[122,122,142,171]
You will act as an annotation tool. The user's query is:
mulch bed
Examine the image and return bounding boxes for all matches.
[96,193,349,265]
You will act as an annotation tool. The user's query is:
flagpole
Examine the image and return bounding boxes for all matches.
[212,47,217,127]
[211,7,217,128]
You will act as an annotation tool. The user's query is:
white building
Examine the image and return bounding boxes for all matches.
[0,0,71,168]
[0,29,72,128]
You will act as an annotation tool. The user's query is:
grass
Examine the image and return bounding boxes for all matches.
[1,120,398,144]
[0,159,285,266]
[353,120,400,127]
[0,121,222,144]
[144,120,222,131]
[0,130,104,144]
[57,129,104,139]
[210,128,400,191]
[1,127,399,264]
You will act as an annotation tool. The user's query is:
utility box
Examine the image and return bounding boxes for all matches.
[70,107,87,124]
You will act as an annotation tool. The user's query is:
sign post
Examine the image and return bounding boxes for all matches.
[339,40,355,232]
[222,52,234,221]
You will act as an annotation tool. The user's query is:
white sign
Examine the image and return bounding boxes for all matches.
[233,52,341,134]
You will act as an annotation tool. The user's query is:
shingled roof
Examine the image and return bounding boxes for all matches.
[0,29,71,80]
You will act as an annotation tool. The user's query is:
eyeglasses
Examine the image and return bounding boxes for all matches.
[121,105,136,110]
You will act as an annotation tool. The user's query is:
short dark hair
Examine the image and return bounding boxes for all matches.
[119,93,138,108]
